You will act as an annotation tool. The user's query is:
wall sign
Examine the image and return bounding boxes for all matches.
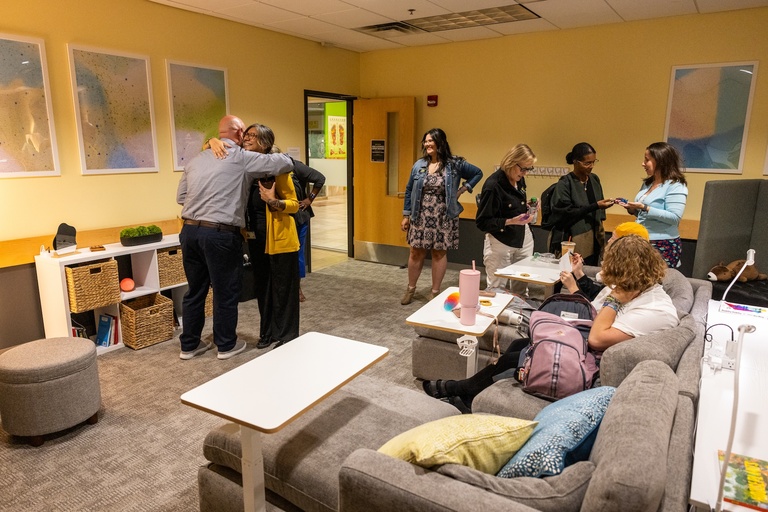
[371,139,385,162]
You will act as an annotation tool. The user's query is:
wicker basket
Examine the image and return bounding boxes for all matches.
[119,293,174,350]
[157,246,185,288]
[65,260,121,313]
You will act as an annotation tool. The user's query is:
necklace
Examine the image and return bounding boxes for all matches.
[579,175,589,191]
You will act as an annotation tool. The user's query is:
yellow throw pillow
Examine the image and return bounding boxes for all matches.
[378,414,537,474]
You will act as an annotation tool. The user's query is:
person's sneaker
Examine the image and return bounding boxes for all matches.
[217,340,247,360]
[274,339,290,348]
[180,341,212,360]
[256,337,274,349]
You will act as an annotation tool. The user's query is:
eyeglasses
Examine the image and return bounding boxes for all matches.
[579,159,599,167]
[243,132,257,140]
[516,163,535,172]
[422,139,435,146]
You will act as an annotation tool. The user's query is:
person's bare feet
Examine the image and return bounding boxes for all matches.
[299,287,306,302]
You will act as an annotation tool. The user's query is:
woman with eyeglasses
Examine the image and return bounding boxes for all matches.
[615,142,688,268]
[476,143,537,292]
[400,128,483,305]
[209,124,301,349]
[548,142,614,266]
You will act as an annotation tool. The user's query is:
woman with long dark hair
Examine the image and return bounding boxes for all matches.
[400,128,483,304]
[617,142,688,268]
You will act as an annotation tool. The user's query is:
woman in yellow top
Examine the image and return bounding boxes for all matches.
[210,124,300,349]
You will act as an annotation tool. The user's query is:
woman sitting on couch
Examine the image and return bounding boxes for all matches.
[422,234,679,411]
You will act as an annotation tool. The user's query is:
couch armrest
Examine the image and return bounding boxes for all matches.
[599,314,695,388]
[339,449,539,512]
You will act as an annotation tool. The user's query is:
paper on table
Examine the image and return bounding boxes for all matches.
[559,252,572,272]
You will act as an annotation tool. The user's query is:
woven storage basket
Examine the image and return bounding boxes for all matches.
[157,246,185,288]
[65,260,121,313]
[119,293,174,350]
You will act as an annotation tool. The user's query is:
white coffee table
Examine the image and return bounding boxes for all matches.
[495,255,562,297]
[405,286,514,376]
[181,332,388,512]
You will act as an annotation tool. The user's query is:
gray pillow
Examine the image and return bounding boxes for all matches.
[437,461,594,512]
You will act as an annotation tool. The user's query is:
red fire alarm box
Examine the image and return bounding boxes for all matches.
[427,95,438,107]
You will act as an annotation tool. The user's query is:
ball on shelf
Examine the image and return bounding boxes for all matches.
[120,278,135,292]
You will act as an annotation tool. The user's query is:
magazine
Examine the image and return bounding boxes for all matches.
[718,451,768,510]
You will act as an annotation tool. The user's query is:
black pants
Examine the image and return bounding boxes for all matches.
[452,338,531,400]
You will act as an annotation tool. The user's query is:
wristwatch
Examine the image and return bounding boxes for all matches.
[643,204,650,212]
[309,192,317,200]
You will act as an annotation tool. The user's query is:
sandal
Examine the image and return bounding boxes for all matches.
[448,395,472,414]
[422,379,451,399]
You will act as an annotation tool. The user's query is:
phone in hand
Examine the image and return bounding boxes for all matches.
[519,213,531,221]
[615,197,628,206]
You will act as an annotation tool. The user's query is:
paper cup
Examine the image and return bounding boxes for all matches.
[561,241,576,256]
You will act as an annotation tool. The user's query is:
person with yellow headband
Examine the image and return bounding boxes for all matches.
[559,222,649,300]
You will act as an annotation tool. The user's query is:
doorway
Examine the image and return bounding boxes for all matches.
[304,91,355,272]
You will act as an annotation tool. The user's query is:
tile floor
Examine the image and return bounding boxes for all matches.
[308,190,349,271]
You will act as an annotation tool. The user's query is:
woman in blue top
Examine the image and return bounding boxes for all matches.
[617,142,688,268]
[400,128,483,305]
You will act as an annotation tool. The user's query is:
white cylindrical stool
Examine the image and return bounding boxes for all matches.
[0,337,101,446]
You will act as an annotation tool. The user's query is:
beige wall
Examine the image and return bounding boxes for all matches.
[0,0,360,241]
[360,7,768,222]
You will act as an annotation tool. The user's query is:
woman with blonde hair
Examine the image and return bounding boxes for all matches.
[476,143,537,292]
[422,234,678,411]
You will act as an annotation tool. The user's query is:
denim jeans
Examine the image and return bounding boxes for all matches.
[179,224,244,352]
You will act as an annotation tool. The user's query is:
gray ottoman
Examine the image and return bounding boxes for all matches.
[0,337,101,446]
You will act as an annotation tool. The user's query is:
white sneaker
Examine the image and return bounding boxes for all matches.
[217,340,247,360]
[180,341,212,360]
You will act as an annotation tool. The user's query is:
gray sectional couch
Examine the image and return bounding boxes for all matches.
[197,271,711,511]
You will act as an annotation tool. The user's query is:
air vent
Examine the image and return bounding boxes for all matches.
[356,4,539,38]
[356,21,425,37]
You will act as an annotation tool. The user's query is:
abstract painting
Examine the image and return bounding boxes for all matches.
[167,61,228,170]
[69,45,158,174]
[664,62,757,173]
[0,33,60,177]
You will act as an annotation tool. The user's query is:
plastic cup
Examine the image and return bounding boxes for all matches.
[561,241,576,256]
[459,269,481,326]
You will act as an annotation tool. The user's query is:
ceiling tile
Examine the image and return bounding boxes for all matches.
[383,31,453,46]
[313,28,406,51]
[259,0,355,16]
[312,8,394,28]
[606,0,697,21]
[219,2,303,24]
[696,0,768,13]
[525,0,622,28]
[436,26,504,42]
[266,16,344,36]
[338,0,450,20]
[427,0,523,11]
[489,17,559,35]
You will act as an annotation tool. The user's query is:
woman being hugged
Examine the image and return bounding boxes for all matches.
[617,142,688,268]
[548,142,614,265]
[476,143,537,293]
[400,128,483,305]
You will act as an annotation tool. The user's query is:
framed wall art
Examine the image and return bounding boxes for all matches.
[68,44,158,174]
[0,33,60,178]
[166,61,228,171]
[664,62,758,174]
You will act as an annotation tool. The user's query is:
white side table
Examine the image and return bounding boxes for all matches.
[181,332,388,512]
[495,255,562,298]
[405,287,513,377]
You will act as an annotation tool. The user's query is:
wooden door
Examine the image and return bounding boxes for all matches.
[353,97,415,248]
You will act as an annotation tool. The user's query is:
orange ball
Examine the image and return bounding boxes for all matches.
[120,278,135,292]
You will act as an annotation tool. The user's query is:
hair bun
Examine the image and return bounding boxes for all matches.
[565,152,574,165]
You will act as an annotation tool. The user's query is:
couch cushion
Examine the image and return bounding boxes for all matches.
[203,375,460,512]
[662,268,694,313]
[583,360,679,511]
[436,461,594,512]
[497,386,615,478]
[379,414,536,474]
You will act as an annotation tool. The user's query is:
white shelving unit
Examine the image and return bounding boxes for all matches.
[35,234,186,354]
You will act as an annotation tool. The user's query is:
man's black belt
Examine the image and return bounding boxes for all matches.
[183,219,240,233]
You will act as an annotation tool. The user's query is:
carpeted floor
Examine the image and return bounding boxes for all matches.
[0,259,459,512]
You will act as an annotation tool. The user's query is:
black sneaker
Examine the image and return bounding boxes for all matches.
[274,339,289,348]
[256,337,274,349]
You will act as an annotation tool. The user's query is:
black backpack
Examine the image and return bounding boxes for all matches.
[539,179,561,231]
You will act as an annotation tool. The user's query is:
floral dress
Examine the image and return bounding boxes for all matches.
[407,171,459,250]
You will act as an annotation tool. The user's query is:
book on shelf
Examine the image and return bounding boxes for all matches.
[96,314,113,347]
[718,450,768,511]
[106,313,119,346]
